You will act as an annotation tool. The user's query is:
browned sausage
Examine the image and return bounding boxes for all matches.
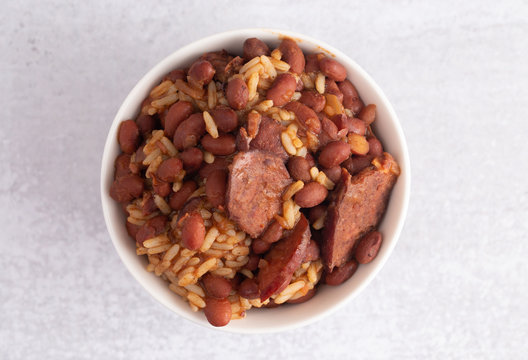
[299,90,326,113]
[118,120,140,154]
[173,113,206,150]
[287,156,312,182]
[205,169,227,208]
[318,141,351,168]
[109,174,144,203]
[226,150,291,238]
[338,80,364,114]
[188,59,215,86]
[210,106,238,133]
[278,38,305,74]
[266,73,297,107]
[243,38,270,60]
[201,273,232,299]
[250,115,289,161]
[180,147,203,173]
[319,57,347,81]
[164,101,193,138]
[294,182,328,208]
[284,101,321,134]
[226,77,249,110]
[322,154,398,270]
[258,215,310,301]
[169,180,197,210]
[156,158,183,182]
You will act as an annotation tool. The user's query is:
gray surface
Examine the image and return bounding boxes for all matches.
[2,0,527,359]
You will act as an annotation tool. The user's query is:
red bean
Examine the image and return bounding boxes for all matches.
[294,182,328,208]
[151,175,171,197]
[338,80,364,114]
[325,79,344,103]
[299,90,326,113]
[173,113,206,150]
[260,220,283,244]
[188,59,215,86]
[163,69,186,83]
[284,101,321,134]
[126,220,142,240]
[278,38,305,74]
[318,115,339,147]
[226,78,248,110]
[319,57,347,82]
[201,134,236,155]
[140,192,158,215]
[205,169,227,208]
[342,155,374,175]
[202,273,232,299]
[287,156,311,182]
[109,174,144,203]
[305,153,316,167]
[243,38,270,60]
[210,107,238,133]
[198,156,229,178]
[245,253,260,271]
[135,215,168,244]
[331,115,366,135]
[325,260,358,285]
[355,231,383,264]
[156,158,183,182]
[304,239,320,262]
[359,104,376,125]
[135,225,155,244]
[181,212,205,250]
[287,288,317,304]
[180,147,203,173]
[323,166,342,184]
[118,120,140,154]
[114,153,131,178]
[136,114,156,137]
[252,238,271,254]
[164,101,193,138]
[266,73,297,106]
[169,181,197,210]
[305,53,320,73]
[204,297,232,327]
[238,278,260,299]
[318,141,351,168]
[367,137,383,157]
[308,204,327,224]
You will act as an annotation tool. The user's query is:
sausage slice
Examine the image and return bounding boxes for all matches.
[258,215,310,301]
[226,150,291,238]
[250,115,289,161]
[321,153,399,270]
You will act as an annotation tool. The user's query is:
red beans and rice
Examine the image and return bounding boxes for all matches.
[110,37,400,327]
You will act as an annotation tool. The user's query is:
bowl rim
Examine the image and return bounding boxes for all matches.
[100,27,411,333]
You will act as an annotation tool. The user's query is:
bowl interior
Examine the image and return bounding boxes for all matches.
[101,28,410,333]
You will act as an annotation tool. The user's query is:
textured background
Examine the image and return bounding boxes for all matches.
[1,0,527,359]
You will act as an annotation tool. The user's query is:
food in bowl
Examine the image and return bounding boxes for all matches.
[109,36,400,327]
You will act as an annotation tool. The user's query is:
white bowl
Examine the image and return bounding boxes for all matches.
[100,28,411,333]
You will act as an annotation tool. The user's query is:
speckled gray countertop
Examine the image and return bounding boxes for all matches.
[2,0,527,359]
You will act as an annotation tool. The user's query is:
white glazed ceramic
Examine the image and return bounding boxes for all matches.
[100,28,411,333]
